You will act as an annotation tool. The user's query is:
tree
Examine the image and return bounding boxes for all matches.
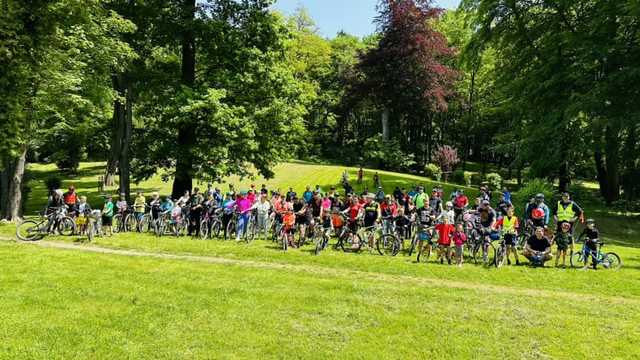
[353,0,458,166]
[0,0,133,220]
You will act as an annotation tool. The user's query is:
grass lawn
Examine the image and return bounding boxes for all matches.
[1,161,638,358]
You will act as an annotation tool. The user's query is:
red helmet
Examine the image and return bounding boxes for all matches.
[532,208,545,220]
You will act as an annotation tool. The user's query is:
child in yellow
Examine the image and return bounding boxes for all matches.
[134,191,146,220]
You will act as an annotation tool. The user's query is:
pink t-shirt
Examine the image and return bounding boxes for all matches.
[453,231,467,246]
[322,198,331,210]
[236,198,253,213]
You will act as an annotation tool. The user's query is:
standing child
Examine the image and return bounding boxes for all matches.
[133,191,146,221]
[493,206,521,265]
[435,217,455,264]
[102,195,114,236]
[553,222,573,267]
[452,223,467,267]
[579,219,600,270]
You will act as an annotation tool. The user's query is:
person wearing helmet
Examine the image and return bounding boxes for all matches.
[496,192,512,218]
[380,195,398,235]
[478,200,497,246]
[63,185,78,214]
[429,189,443,217]
[553,192,582,235]
[412,186,429,211]
[526,193,550,229]
[578,219,600,269]
[453,189,468,221]
[439,201,455,225]
[221,192,236,239]
[375,186,385,203]
[553,221,573,267]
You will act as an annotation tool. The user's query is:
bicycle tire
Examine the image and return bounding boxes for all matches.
[495,245,507,268]
[211,220,222,239]
[112,214,124,233]
[16,220,42,241]
[125,213,137,232]
[281,231,288,251]
[570,251,584,268]
[602,252,622,270]
[58,217,76,236]
[408,235,418,256]
[225,220,236,240]
[377,234,400,256]
[199,220,209,240]
[314,233,326,255]
[87,223,94,242]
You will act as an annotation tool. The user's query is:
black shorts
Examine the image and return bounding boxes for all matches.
[102,216,113,226]
[296,215,308,225]
[503,233,516,246]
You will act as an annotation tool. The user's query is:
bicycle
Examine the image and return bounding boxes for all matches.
[570,240,621,270]
[313,222,332,255]
[125,204,155,233]
[16,207,75,241]
[199,208,223,240]
[85,210,103,242]
[415,226,436,263]
[471,227,497,266]
[112,205,132,233]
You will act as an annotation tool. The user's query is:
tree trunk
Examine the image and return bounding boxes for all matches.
[603,124,620,204]
[0,158,13,219]
[105,74,125,187]
[7,146,27,221]
[558,161,569,193]
[381,108,390,141]
[118,81,133,201]
[594,149,608,199]
[171,0,197,199]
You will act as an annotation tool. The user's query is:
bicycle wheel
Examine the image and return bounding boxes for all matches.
[58,217,76,236]
[377,234,400,256]
[340,233,362,253]
[602,253,622,270]
[125,214,137,232]
[314,232,326,255]
[87,223,94,242]
[211,220,222,239]
[245,218,256,243]
[199,220,209,240]
[570,251,584,268]
[281,231,288,251]
[225,220,236,240]
[416,242,431,263]
[495,245,507,268]
[408,235,418,256]
[16,221,43,241]
[112,214,124,233]
[139,215,151,233]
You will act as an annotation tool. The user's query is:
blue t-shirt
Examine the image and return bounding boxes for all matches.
[303,191,313,203]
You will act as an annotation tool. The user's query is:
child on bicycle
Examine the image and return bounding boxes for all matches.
[452,223,466,267]
[579,219,600,270]
[435,216,455,264]
[416,206,435,259]
[76,196,91,235]
[553,222,573,267]
[493,206,520,265]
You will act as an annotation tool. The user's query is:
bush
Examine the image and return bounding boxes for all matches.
[567,182,594,204]
[464,171,474,186]
[362,134,416,171]
[485,173,503,191]
[44,176,62,191]
[512,178,554,207]
[611,199,640,213]
[470,173,483,186]
[424,163,442,182]
[450,170,464,184]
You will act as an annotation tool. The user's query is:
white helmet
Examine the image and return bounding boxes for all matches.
[446,201,453,208]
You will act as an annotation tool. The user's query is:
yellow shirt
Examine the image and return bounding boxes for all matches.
[134,196,146,213]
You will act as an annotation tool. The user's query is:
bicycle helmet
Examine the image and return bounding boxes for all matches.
[445,201,453,208]
[586,218,595,224]
[535,193,545,200]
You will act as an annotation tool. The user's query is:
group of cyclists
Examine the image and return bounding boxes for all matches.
[41,173,615,270]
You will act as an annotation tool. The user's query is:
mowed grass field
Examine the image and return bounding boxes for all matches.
[1,161,639,359]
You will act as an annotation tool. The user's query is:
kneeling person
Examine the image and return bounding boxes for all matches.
[523,227,552,266]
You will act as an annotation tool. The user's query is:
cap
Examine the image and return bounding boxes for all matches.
[481,200,490,205]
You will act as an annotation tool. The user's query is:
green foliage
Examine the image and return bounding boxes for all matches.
[44,176,62,192]
[464,171,474,186]
[424,163,442,182]
[485,172,502,191]
[451,170,464,184]
[512,179,554,208]
[362,134,416,171]
[470,173,483,186]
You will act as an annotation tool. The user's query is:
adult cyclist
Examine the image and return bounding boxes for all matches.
[553,192,582,234]
[526,193,550,231]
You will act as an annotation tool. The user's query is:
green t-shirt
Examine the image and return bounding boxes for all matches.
[413,193,428,209]
[103,201,114,217]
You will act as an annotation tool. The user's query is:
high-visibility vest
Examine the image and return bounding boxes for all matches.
[503,216,517,234]
[557,201,575,222]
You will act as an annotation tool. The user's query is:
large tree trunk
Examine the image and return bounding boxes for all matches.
[172,0,197,199]
[381,108,390,141]
[603,124,620,204]
[0,158,13,219]
[7,146,27,221]
[119,81,133,200]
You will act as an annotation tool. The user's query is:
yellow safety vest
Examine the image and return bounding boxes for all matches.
[503,216,517,234]
[556,201,575,222]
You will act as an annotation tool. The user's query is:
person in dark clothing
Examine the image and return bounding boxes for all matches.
[523,227,552,265]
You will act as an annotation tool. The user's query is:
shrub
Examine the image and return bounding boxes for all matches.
[512,178,554,207]
[450,170,464,184]
[433,145,460,173]
[45,176,62,191]
[464,171,473,186]
[363,134,416,171]
[567,182,594,204]
[424,163,442,182]
[470,173,483,186]
[485,173,502,191]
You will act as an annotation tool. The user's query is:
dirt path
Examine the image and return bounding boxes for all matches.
[1,236,638,306]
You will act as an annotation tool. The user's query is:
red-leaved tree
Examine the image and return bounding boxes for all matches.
[433,145,460,173]
[353,0,458,164]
